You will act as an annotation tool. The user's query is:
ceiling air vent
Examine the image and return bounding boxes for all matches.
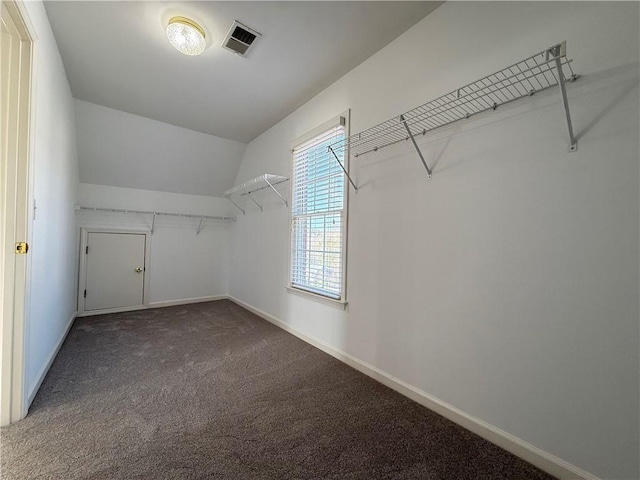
[221,21,261,57]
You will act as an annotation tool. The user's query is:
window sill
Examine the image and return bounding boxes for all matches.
[285,286,348,310]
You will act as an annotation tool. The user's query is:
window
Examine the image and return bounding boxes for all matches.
[290,118,347,300]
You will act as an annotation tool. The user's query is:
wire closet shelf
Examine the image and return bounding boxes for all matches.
[76,206,235,235]
[328,41,578,186]
[223,173,289,214]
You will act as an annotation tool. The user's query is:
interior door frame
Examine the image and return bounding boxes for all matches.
[0,0,36,426]
[77,228,151,317]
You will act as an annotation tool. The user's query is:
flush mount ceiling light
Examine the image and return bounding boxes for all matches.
[166,16,206,56]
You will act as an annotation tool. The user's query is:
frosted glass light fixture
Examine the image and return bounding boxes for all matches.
[166,16,206,56]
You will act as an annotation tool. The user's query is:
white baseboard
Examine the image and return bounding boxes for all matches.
[78,295,228,317]
[227,295,599,480]
[148,295,227,308]
[78,304,147,317]
[28,311,76,406]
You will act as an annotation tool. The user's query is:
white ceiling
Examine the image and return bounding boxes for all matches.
[44,1,442,143]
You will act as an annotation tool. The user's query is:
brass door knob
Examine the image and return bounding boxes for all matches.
[135,267,143,273]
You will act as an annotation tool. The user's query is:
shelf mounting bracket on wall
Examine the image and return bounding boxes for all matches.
[328,145,358,191]
[400,114,432,178]
[196,216,203,235]
[247,192,263,212]
[549,42,578,151]
[328,41,579,181]
[228,198,245,215]
[264,177,288,207]
[151,213,156,234]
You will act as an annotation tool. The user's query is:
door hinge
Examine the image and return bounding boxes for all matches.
[15,242,29,254]
[84,289,87,298]
[85,246,89,254]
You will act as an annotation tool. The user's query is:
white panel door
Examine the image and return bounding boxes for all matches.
[85,233,146,311]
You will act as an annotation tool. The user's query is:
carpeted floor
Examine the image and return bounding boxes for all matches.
[0,300,555,479]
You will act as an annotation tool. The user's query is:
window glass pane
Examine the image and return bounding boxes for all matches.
[291,123,345,299]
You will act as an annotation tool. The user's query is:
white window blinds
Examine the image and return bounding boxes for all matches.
[290,122,346,299]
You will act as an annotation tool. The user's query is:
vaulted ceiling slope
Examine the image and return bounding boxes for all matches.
[75,100,247,197]
[45,1,442,143]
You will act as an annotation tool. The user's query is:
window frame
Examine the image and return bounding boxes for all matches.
[287,112,350,306]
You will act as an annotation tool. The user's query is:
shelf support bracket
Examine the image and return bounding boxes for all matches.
[550,43,577,152]
[400,115,432,178]
[328,146,358,191]
[247,193,263,212]
[228,198,245,215]
[151,213,156,234]
[196,216,203,235]
[264,178,288,207]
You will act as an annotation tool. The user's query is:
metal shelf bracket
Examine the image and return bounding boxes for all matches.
[247,192,263,211]
[400,114,432,178]
[264,178,288,206]
[549,41,578,152]
[228,198,245,215]
[328,145,358,191]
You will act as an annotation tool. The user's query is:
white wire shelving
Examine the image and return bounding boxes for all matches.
[328,41,579,189]
[76,206,235,234]
[223,173,289,214]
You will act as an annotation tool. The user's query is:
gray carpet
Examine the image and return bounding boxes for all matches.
[1,300,555,479]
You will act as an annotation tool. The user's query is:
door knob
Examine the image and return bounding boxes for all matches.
[135,267,143,273]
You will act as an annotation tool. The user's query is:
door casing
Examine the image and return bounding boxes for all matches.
[77,228,151,317]
[0,0,36,426]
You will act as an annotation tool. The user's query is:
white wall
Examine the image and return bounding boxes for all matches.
[229,2,639,478]
[77,184,233,306]
[73,99,245,308]
[74,100,246,197]
[22,1,80,400]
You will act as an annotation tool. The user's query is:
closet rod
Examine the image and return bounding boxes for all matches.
[76,206,235,221]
